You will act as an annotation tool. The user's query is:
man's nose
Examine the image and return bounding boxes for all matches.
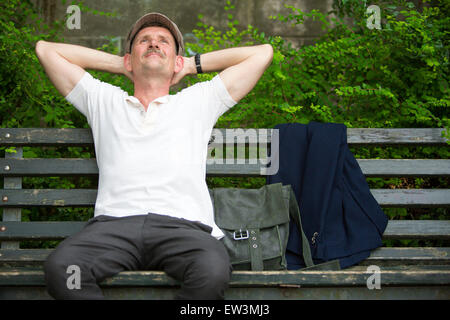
[148,39,159,48]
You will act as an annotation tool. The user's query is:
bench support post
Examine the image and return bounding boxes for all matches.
[1,147,22,250]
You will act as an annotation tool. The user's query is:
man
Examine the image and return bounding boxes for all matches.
[36,13,273,300]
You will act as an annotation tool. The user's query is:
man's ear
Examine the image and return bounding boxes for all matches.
[174,55,184,73]
[123,53,133,73]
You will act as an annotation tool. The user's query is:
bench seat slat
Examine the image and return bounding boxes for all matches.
[1,189,449,207]
[1,247,448,265]
[0,266,449,287]
[1,159,449,177]
[0,220,448,240]
[0,128,447,146]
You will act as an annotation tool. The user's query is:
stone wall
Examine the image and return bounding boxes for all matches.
[33,0,337,53]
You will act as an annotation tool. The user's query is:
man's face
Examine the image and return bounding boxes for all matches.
[126,26,180,79]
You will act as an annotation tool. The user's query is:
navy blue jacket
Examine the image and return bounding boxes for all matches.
[267,122,388,269]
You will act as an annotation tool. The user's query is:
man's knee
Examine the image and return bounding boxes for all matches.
[44,249,72,299]
[205,259,232,295]
[179,246,232,300]
[200,253,231,285]
[44,248,103,300]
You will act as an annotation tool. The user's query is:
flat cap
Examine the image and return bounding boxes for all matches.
[125,12,184,55]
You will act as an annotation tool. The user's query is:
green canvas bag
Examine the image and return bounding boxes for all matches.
[210,183,333,271]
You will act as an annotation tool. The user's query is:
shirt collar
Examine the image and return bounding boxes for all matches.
[125,95,169,108]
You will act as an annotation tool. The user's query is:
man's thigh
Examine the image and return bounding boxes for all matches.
[47,215,146,279]
[141,213,231,279]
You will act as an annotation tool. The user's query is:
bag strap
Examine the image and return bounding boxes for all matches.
[248,228,264,271]
[288,187,314,267]
[288,186,341,271]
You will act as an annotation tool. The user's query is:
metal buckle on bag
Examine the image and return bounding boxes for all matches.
[233,229,249,240]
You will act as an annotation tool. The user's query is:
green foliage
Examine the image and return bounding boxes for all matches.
[1,0,72,129]
[184,0,449,133]
[0,0,128,130]
[2,0,447,133]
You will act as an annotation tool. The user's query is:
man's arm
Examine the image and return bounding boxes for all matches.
[172,44,273,103]
[35,41,129,97]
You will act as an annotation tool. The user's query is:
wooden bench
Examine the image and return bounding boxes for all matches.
[0,127,449,300]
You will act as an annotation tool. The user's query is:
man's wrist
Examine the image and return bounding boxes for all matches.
[189,56,198,75]
[194,53,203,74]
[118,56,126,75]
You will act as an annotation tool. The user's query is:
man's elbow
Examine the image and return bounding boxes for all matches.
[260,44,273,68]
[35,40,48,59]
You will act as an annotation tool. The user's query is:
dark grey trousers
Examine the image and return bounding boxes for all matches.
[44,213,231,300]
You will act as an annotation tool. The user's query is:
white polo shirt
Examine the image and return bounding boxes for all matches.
[65,72,237,239]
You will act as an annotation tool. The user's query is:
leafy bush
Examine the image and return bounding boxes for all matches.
[185,0,449,132]
[0,0,128,130]
[2,0,447,132]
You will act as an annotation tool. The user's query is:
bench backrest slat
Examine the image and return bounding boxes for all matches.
[1,220,448,241]
[0,128,447,146]
[1,159,449,177]
[1,189,449,207]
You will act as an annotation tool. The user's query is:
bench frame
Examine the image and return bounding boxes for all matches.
[0,127,449,300]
